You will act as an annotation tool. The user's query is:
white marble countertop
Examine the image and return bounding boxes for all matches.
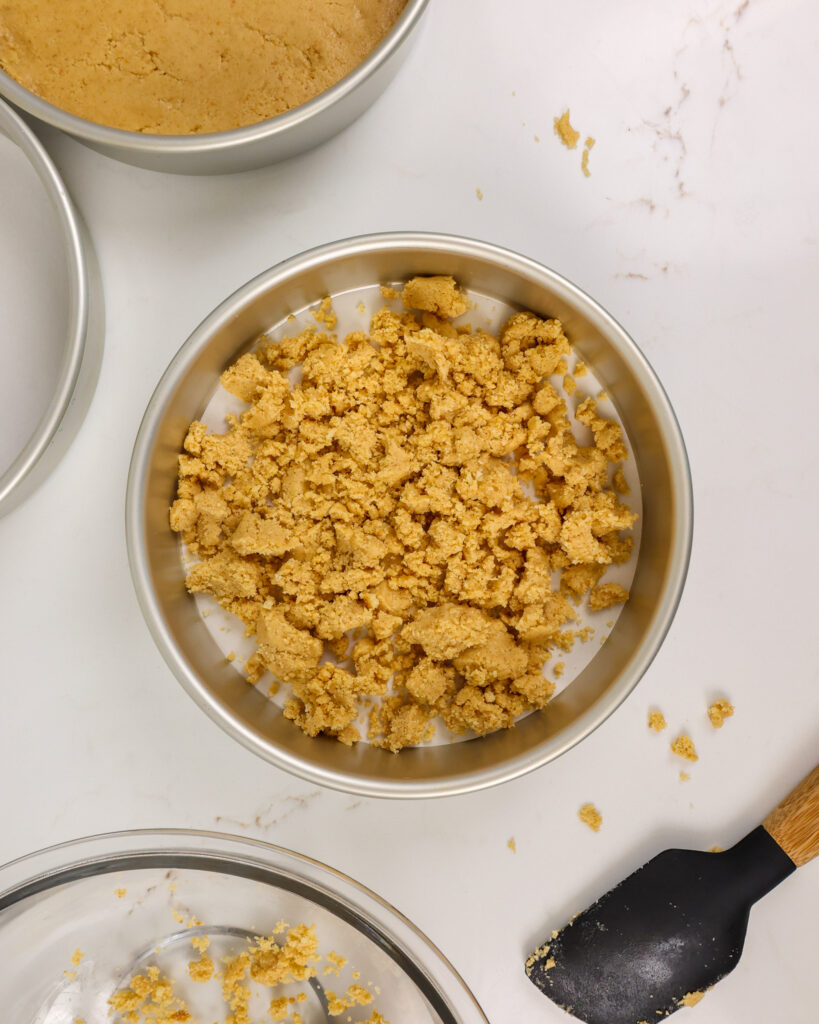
[1,0,817,1021]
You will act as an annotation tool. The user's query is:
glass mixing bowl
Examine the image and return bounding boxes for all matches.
[0,830,486,1023]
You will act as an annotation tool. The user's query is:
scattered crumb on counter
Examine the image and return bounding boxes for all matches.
[581,137,595,177]
[114,888,127,898]
[507,837,517,853]
[71,948,85,966]
[679,771,691,782]
[578,803,602,832]
[476,187,484,200]
[648,710,667,732]
[671,734,698,762]
[554,109,580,149]
[708,699,734,729]
[63,970,77,982]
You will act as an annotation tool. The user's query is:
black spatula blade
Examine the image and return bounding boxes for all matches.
[526,827,796,1024]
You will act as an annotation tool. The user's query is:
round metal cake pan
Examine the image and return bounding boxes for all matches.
[0,0,429,175]
[126,232,693,798]
[0,98,103,518]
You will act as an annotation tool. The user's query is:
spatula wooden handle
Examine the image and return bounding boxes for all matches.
[763,764,819,867]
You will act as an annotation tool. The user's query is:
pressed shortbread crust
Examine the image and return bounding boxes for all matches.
[0,0,406,134]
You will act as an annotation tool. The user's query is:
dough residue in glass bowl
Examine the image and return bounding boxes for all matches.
[0,0,406,134]
[109,922,388,1023]
[170,276,637,751]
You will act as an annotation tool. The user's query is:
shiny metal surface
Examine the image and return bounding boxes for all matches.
[126,232,693,798]
[0,1,429,175]
[0,98,103,517]
[0,829,488,1023]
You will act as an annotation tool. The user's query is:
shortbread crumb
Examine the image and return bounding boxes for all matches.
[578,803,602,832]
[707,699,734,729]
[671,734,698,762]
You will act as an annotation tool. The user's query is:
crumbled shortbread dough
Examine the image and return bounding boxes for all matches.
[671,734,698,762]
[648,710,667,732]
[401,275,469,319]
[323,951,348,976]
[187,955,214,982]
[110,923,389,1024]
[578,803,602,832]
[707,699,734,729]
[109,965,193,1023]
[612,467,630,494]
[0,0,406,134]
[171,277,637,750]
[588,582,629,611]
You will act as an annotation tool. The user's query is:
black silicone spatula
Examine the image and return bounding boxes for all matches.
[526,765,819,1023]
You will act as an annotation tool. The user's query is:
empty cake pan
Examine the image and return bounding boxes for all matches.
[0,98,103,517]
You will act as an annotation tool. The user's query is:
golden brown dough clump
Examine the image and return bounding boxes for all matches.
[671,734,698,762]
[578,803,602,832]
[708,699,734,728]
[554,110,580,149]
[170,278,637,750]
[0,0,406,134]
